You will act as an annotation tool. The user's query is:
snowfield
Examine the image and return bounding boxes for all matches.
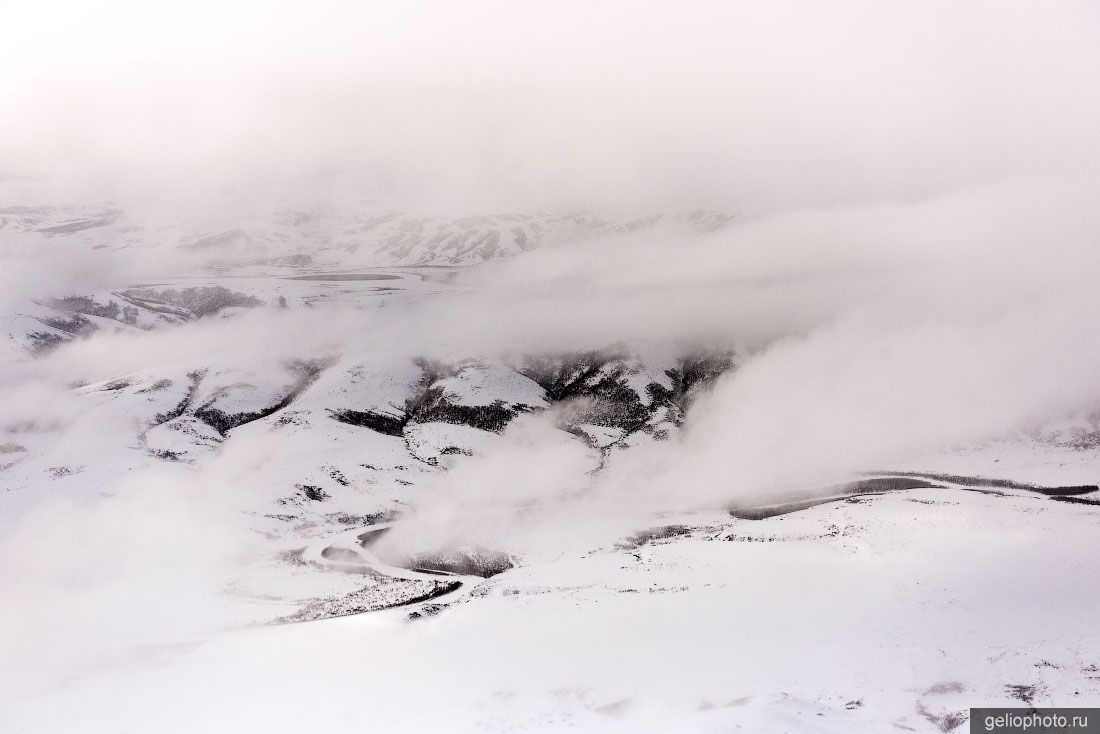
[6,1,1100,731]
[5,489,1100,733]
[2,193,1100,733]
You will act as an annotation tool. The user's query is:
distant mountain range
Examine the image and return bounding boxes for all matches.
[1,200,736,268]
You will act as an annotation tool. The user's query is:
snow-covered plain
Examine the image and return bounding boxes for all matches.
[6,489,1100,733]
[2,193,1100,733]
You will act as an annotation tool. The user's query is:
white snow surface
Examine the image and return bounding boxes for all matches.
[5,492,1100,733]
[2,202,1100,732]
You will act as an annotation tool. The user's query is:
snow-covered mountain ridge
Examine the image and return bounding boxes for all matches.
[1,194,735,269]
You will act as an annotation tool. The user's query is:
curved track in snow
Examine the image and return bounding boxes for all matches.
[300,522,484,616]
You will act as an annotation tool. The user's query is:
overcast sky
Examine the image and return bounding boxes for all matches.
[5,2,1100,686]
[3,1,1098,212]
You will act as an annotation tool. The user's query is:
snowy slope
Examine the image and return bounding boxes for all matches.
[0,180,736,273]
[3,228,1100,733]
[4,487,1100,733]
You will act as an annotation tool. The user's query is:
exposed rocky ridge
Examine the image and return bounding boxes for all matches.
[519,349,735,441]
[324,349,737,456]
[26,346,736,479]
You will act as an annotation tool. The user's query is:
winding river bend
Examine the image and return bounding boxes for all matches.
[291,472,1099,622]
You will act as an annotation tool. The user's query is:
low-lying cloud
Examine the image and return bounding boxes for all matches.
[3,0,1100,690]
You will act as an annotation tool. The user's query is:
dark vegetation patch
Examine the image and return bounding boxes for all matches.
[922,710,967,733]
[652,351,739,423]
[330,359,529,437]
[26,331,69,355]
[521,349,736,439]
[412,398,520,433]
[520,350,652,433]
[152,370,204,426]
[296,484,329,502]
[406,602,450,620]
[329,409,405,436]
[1004,684,1038,704]
[195,359,328,435]
[616,525,693,550]
[326,350,737,443]
[325,511,394,526]
[40,313,97,336]
[406,547,514,578]
[47,295,139,325]
[725,523,849,543]
[121,286,262,318]
[279,548,307,565]
[406,359,528,433]
[276,579,462,624]
[272,410,309,429]
[916,682,968,733]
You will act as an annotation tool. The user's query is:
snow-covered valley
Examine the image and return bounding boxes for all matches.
[3,211,1100,731]
[6,3,1100,730]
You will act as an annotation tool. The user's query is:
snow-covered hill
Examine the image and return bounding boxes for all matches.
[3,222,1100,733]
[0,183,735,272]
